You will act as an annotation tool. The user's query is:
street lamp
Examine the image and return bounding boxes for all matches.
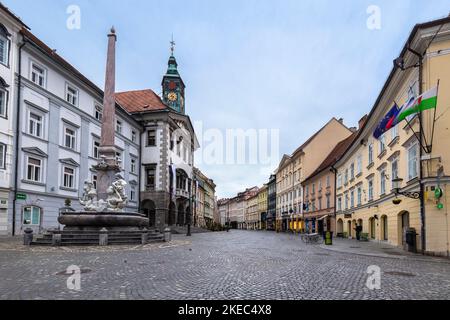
[392,177,421,201]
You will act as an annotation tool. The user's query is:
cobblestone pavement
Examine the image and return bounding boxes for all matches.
[1,230,450,300]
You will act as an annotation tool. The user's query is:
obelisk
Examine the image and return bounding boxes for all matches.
[95,27,120,201]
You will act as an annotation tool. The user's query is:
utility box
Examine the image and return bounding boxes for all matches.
[324,231,333,245]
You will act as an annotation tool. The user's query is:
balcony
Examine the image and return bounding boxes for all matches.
[176,188,189,199]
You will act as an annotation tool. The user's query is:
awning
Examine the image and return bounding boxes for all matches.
[317,215,329,221]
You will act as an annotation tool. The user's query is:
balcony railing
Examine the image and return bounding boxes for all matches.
[176,188,189,198]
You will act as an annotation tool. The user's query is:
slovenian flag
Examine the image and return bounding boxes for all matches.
[373,103,401,139]
[395,86,438,122]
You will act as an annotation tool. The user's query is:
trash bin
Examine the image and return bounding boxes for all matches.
[405,228,417,253]
[324,231,333,245]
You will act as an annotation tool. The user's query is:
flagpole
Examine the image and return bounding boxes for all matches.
[397,99,428,154]
[429,80,440,154]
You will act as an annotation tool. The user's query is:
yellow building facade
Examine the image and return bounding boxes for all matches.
[257,185,268,230]
[335,17,450,256]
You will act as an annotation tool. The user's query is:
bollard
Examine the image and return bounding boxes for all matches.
[164,227,171,242]
[141,231,148,245]
[52,233,62,246]
[99,228,108,246]
[23,228,33,246]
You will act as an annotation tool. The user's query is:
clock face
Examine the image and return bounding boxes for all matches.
[168,92,177,102]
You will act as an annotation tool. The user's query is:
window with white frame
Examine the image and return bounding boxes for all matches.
[0,87,7,118]
[92,174,97,189]
[0,26,10,65]
[356,155,362,175]
[31,62,46,87]
[66,84,78,106]
[391,159,398,189]
[379,134,386,155]
[357,186,362,206]
[408,143,419,180]
[326,175,330,188]
[130,157,137,174]
[344,169,348,185]
[94,104,103,121]
[0,143,5,169]
[337,174,342,188]
[337,197,342,211]
[62,166,75,188]
[116,120,122,134]
[344,193,348,210]
[64,126,76,149]
[368,178,374,201]
[380,169,386,195]
[93,138,100,159]
[326,194,330,208]
[350,190,354,208]
[26,156,42,182]
[28,112,43,138]
[391,125,399,141]
[350,163,355,180]
[22,206,41,226]
[368,143,374,164]
[130,186,136,202]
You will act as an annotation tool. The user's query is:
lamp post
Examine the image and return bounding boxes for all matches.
[392,178,421,200]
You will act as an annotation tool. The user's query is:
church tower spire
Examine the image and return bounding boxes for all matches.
[162,36,185,114]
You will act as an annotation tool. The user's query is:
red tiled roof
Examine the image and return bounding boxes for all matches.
[115,89,168,113]
[303,132,358,182]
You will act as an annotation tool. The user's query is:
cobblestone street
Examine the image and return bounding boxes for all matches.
[1,230,450,300]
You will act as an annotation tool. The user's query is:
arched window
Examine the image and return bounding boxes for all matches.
[0,76,8,118]
[0,23,11,66]
[23,206,42,226]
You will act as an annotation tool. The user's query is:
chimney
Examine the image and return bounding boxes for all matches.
[358,114,368,130]
[338,118,344,124]
[349,127,357,133]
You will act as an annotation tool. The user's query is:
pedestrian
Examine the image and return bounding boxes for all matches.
[354,224,362,240]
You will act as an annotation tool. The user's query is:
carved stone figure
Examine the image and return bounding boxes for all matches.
[105,173,129,211]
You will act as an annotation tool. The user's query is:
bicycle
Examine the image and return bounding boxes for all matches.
[301,233,324,245]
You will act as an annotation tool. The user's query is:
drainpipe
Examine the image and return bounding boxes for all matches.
[12,40,27,236]
[331,165,338,233]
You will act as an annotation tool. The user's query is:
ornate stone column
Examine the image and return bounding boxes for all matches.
[95,27,120,201]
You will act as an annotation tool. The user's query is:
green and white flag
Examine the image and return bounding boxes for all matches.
[396,86,438,122]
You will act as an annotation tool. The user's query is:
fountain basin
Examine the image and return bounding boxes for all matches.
[58,211,149,230]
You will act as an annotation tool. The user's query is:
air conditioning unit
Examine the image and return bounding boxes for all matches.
[0,199,8,209]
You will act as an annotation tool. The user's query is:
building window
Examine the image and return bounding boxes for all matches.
[391,159,398,189]
[391,125,398,141]
[116,120,122,134]
[312,183,315,194]
[94,105,103,121]
[379,134,386,155]
[63,166,75,188]
[344,194,348,210]
[130,158,137,174]
[26,157,42,182]
[368,143,374,165]
[147,129,156,146]
[92,174,97,189]
[64,127,76,149]
[357,186,362,206]
[146,167,156,190]
[337,197,342,211]
[0,143,5,169]
[0,87,7,118]
[28,112,43,138]
[130,186,136,202]
[337,174,342,188]
[93,139,100,159]
[23,206,41,226]
[131,130,137,143]
[380,169,386,195]
[356,155,362,175]
[115,151,122,168]
[350,190,354,208]
[350,163,355,180]
[66,84,78,106]
[368,178,374,201]
[326,194,330,209]
[344,169,349,185]
[326,175,330,188]
[0,29,9,66]
[31,62,46,87]
[408,143,419,180]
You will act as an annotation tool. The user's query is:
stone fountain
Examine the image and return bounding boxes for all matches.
[31,28,162,246]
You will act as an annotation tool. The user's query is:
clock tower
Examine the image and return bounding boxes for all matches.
[162,38,185,114]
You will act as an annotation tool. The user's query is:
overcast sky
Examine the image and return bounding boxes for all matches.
[5,0,450,198]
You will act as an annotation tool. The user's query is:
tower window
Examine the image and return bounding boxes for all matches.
[147,129,156,146]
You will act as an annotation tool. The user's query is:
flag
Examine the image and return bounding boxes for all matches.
[373,103,400,139]
[396,86,438,122]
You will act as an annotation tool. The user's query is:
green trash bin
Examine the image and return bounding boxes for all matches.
[325,231,333,245]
